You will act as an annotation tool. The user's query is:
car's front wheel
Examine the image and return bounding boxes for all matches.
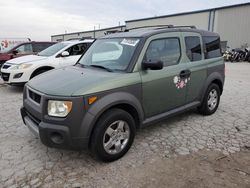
[90,108,136,162]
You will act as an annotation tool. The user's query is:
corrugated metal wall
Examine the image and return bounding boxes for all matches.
[51,26,125,42]
[214,5,250,48]
[126,12,210,30]
[51,4,250,49]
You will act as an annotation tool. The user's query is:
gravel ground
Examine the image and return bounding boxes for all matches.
[0,63,250,187]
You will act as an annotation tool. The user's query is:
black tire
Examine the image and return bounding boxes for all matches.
[198,83,221,115]
[90,108,136,162]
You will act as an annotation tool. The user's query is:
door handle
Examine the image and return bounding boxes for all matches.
[179,70,191,78]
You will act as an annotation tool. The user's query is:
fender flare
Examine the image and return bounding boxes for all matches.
[30,66,55,79]
[200,72,224,102]
[79,92,144,140]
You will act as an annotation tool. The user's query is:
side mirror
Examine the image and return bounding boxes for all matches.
[12,49,18,55]
[61,51,70,57]
[142,60,163,70]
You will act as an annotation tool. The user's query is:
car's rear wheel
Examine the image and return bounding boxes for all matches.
[198,83,221,115]
[90,108,136,162]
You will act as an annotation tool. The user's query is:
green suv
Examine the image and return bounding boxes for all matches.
[21,26,225,162]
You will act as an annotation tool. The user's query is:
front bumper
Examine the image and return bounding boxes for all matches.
[20,85,92,150]
[0,66,30,84]
[21,107,89,150]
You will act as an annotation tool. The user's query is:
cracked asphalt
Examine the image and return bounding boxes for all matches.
[0,63,250,187]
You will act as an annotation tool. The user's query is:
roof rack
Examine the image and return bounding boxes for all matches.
[124,25,196,32]
[170,25,196,29]
[80,37,95,41]
[124,25,174,32]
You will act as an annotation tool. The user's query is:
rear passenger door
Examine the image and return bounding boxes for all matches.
[13,43,33,57]
[182,32,207,103]
[140,33,187,118]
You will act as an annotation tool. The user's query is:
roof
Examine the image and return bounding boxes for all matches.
[100,27,219,39]
[61,39,94,44]
[126,2,250,23]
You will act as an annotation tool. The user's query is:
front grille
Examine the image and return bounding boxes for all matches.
[28,89,41,104]
[26,111,41,126]
[2,65,11,69]
[1,73,10,81]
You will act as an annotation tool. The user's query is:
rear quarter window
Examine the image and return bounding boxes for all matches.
[203,36,221,59]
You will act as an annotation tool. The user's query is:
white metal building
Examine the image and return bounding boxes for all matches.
[51,25,125,42]
[51,2,250,49]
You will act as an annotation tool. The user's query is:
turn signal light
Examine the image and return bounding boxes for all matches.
[88,96,97,105]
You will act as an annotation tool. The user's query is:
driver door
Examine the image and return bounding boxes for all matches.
[13,43,33,58]
[140,33,187,118]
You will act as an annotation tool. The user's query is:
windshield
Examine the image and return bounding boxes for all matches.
[38,42,67,57]
[78,38,140,71]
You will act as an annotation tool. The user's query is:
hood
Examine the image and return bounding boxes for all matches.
[0,53,11,61]
[27,66,141,96]
[6,55,48,65]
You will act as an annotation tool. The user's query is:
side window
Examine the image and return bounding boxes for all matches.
[185,36,202,62]
[33,43,51,53]
[203,36,221,59]
[66,43,91,56]
[144,38,181,67]
[78,43,92,54]
[15,44,33,54]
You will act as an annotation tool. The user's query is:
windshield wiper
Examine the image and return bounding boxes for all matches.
[89,64,113,72]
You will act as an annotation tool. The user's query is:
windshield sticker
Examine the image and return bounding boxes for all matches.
[173,76,190,89]
[121,39,139,47]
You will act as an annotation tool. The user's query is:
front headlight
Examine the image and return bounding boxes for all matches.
[11,64,32,70]
[48,100,72,117]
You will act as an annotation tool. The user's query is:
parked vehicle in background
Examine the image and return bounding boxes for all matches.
[243,47,250,62]
[231,48,245,62]
[1,39,94,85]
[223,44,250,63]
[0,41,55,67]
[223,48,233,62]
[0,38,30,52]
[20,26,225,162]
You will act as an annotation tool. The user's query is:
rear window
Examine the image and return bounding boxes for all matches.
[203,36,221,59]
[185,36,202,62]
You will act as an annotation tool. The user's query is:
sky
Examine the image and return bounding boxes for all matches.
[0,0,249,41]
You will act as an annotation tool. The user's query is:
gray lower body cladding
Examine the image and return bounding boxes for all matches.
[20,107,89,149]
[21,84,143,150]
[20,106,89,149]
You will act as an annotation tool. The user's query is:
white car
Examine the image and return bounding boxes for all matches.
[0,39,94,84]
